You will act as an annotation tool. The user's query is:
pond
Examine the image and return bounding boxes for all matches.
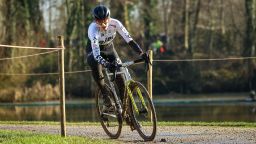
[0,98,255,122]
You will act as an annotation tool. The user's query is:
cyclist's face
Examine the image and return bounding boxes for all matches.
[95,18,109,30]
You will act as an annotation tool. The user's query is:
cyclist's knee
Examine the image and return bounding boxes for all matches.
[96,75,105,88]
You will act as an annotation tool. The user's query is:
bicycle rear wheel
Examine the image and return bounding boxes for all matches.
[96,84,122,139]
[128,81,157,141]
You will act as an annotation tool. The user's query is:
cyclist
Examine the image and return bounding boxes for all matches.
[86,5,149,112]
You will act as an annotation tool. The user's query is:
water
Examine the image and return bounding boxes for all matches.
[0,99,255,122]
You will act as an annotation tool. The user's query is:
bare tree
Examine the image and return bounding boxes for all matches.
[162,0,172,50]
[0,0,45,87]
[184,0,190,52]
[189,0,201,55]
[220,0,226,35]
[244,0,256,92]
[141,0,155,50]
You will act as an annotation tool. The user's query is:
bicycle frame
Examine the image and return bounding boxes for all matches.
[97,50,156,141]
[103,57,145,117]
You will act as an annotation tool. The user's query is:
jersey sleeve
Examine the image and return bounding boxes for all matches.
[116,20,133,43]
[88,25,108,67]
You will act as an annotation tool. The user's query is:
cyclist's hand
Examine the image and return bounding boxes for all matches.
[140,52,152,71]
[106,62,118,73]
[140,52,151,65]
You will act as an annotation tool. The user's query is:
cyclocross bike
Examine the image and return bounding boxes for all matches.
[95,52,157,141]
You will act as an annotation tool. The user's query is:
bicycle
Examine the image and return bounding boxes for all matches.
[95,53,157,141]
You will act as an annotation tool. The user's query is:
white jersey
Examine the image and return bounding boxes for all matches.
[88,18,133,66]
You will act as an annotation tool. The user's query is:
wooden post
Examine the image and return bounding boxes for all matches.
[147,50,153,99]
[147,50,153,121]
[57,36,66,137]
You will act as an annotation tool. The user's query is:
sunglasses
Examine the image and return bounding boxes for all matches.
[95,18,109,27]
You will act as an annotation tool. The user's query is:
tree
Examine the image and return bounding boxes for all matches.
[184,0,190,53]
[161,0,172,51]
[244,0,256,92]
[63,0,96,97]
[0,0,45,88]
[141,0,158,50]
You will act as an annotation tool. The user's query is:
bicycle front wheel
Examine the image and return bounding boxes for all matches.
[96,84,122,139]
[128,81,157,141]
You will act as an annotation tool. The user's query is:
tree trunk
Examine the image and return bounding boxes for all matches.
[244,0,256,91]
[0,0,12,71]
[142,0,154,51]
[123,0,130,32]
[220,0,226,35]
[189,0,201,56]
[208,0,216,57]
[162,0,172,51]
[184,0,190,52]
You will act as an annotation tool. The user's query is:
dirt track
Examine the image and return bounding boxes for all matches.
[0,124,255,143]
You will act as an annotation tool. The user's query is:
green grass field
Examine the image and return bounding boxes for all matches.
[0,130,114,144]
[0,129,115,144]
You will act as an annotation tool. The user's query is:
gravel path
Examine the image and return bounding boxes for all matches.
[0,124,256,143]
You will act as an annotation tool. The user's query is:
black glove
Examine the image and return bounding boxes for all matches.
[106,62,118,73]
[140,52,152,71]
[141,52,151,64]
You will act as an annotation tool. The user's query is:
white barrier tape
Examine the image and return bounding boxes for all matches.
[0,50,59,61]
[65,70,92,74]
[0,70,92,76]
[0,44,63,50]
[153,56,256,62]
[2,56,255,76]
[0,72,59,76]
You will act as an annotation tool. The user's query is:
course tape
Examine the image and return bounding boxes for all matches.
[0,44,62,50]
[0,50,59,61]
[0,70,92,76]
[1,56,255,76]
[153,56,256,62]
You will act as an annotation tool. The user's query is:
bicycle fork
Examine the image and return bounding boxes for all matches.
[127,81,148,115]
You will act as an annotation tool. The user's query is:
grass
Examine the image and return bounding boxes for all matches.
[0,130,115,144]
[0,121,100,126]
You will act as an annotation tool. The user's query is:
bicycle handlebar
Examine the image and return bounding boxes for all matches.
[109,58,146,82]
[121,58,144,67]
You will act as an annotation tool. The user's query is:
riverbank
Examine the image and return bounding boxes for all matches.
[1,95,255,122]
[0,92,254,106]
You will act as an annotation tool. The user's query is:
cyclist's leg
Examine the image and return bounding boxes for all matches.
[115,75,125,102]
[102,43,125,102]
[86,42,116,110]
[87,52,112,109]
[104,44,131,126]
[116,75,134,128]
